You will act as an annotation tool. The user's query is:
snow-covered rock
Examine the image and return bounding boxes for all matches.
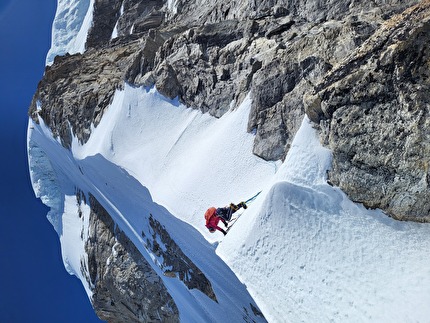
[27,0,430,322]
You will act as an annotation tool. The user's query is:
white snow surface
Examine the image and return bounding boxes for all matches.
[31,5,430,319]
[28,83,430,322]
[218,118,430,322]
[46,0,94,65]
[27,86,270,322]
[60,195,93,298]
[71,86,279,238]
[167,0,180,15]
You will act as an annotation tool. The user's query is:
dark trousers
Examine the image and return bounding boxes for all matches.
[217,203,240,222]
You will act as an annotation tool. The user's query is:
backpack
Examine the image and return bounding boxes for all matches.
[204,207,217,225]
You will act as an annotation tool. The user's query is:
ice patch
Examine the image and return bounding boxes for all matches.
[27,120,64,234]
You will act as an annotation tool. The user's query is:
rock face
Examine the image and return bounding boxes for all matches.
[84,193,220,322]
[85,194,179,322]
[30,41,141,148]
[31,0,419,160]
[143,215,217,301]
[305,1,430,222]
[28,0,430,321]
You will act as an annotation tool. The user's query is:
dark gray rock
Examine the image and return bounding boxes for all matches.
[29,41,141,148]
[249,55,331,160]
[31,0,416,159]
[28,0,430,321]
[114,0,165,38]
[80,192,219,322]
[86,195,179,323]
[305,1,430,222]
[86,0,123,48]
[143,215,217,301]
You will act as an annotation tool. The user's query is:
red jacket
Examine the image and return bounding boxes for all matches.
[206,215,224,233]
[205,207,227,235]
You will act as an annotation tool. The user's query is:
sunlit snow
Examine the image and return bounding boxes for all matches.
[27,88,270,322]
[28,84,430,322]
[28,2,430,321]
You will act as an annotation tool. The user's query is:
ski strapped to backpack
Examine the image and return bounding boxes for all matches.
[244,191,262,204]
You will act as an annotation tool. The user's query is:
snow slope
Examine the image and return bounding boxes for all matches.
[28,83,430,322]
[29,3,430,320]
[27,89,269,322]
[71,86,279,238]
[218,118,430,322]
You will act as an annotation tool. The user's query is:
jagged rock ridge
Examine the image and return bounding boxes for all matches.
[29,0,430,222]
[79,191,222,322]
[28,0,430,321]
[31,41,141,148]
[85,194,179,322]
[143,215,217,302]
[31,0,418,158]
[305,1,430,222]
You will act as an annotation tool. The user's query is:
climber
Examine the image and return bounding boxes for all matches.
[204,202,247,235]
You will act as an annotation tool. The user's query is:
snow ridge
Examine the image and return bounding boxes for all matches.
[28,85,430,322]
[27,122,63,234]
[46,0,94,65]
[219,118,430,322]
[30,0,430,321]
[27,87,269,322]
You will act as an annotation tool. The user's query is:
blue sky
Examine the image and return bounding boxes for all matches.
[0,1,102,322]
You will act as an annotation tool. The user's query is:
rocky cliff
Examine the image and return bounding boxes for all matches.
[28,0,430,321]
[304,2,430,222]
[85,194,180,322]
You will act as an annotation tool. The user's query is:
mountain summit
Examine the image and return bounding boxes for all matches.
[28,0,430,322]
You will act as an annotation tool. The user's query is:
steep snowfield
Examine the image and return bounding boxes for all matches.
[60,195,93,298]
[28,84,430,322]
[71,86,279,237]
[27,88,269,322]
[218,119,430,322]
[29,3,430,320]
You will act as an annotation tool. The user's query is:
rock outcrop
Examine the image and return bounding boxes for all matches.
[31,0,419,160]
[304,0,430,222]
[85,194,179,322]
[29,0,430,321]
[30,41,141,148]
[143,215,217,302]
[83,193,219,322]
